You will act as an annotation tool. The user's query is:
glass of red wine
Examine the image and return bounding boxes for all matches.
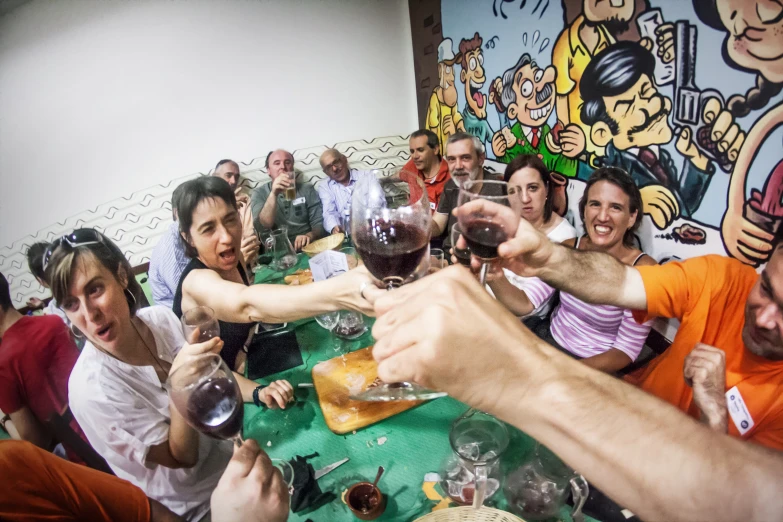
[181,306,220,343]
[350,169,447,402]
[166,354,294,488]
[450,222,472,266]
[456,180,512,286]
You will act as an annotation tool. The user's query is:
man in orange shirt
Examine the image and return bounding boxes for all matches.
[402,129,451,213]
[461,201,783,449]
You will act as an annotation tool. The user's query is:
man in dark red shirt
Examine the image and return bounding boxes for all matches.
[402,129,451,213]
[0,272,82,461]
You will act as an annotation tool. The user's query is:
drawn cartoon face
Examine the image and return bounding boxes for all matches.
[583,0,635,26]
[717,0,783,83]
[591,74,673,150]
[439,63,458,108]
[507,63,556,128]
[460,48,487,119]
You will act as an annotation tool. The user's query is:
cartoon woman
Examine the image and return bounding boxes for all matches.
[694,0,783,266]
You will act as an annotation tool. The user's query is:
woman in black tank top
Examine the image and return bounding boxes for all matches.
[172,176,381,372]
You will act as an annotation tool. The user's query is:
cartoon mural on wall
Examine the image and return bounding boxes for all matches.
[426,38,466,152]
[419,0,783,267]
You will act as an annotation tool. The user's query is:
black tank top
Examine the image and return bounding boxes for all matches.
[173,258,252,370]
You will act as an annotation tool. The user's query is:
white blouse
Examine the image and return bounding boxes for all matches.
[69,306,231,521]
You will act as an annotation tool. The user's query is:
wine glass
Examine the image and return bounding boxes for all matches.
[166,354,294,488]
[181,306,220,343]
[351,169,431,290]
[314,311,342,352]
[450,223,472,266]
[456,180,512,286]
[350,169,447,402]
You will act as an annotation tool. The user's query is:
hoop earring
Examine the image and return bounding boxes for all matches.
[124,288,137,307]
[70,324,84,339]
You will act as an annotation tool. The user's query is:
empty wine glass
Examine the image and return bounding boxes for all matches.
[314,311,341,352]
[456,180,511,286]
[350,170,446,402]
[166,354,294,487]
[429,248,446,273]
[181,306,220,343]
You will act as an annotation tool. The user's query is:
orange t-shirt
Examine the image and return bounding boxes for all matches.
[626,255,783,450]
[402,158,451,212]
[0,440,151,521]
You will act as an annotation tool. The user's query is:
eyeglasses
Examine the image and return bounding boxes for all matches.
[43,229,105,272]
[322,157,344,173]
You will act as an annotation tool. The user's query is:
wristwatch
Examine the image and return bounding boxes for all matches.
[252,385,268,408]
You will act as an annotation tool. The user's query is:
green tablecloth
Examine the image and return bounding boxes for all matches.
[246,253,597,522]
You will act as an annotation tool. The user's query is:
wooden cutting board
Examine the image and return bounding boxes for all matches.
[312,346,422,434]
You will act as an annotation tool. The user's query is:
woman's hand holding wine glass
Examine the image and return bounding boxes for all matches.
[170,335,224,377]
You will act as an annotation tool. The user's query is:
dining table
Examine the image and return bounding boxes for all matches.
[245,250,602,522]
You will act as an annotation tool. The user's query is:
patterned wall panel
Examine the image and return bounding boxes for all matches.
[2,135,411,308]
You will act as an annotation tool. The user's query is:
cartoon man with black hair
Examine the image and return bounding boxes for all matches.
[580,41,741,229]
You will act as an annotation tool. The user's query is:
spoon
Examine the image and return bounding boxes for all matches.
[372,466,384,488]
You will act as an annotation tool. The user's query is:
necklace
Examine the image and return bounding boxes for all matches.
[130,319,171,379]
[91,318,170,386]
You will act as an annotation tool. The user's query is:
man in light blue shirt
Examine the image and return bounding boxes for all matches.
[148,184,190,308]
[317,149,373,235]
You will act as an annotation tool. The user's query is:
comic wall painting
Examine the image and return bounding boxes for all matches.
[416,0,783,267]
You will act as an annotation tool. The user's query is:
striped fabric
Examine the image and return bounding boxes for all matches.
[525,278,652,360]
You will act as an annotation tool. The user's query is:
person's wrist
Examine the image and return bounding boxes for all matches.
[252,385,268,407]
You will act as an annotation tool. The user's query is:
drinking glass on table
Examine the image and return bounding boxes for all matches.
[314,311,341,352]
[456,180,512,286]
[181,306,220,343]
[350,169,447,402]
[166,354,295,488]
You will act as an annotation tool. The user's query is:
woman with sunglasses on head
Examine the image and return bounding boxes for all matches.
[172,176,381,373]
[489,167,657,374]
[44,230,294,521]
[486,155,577,317]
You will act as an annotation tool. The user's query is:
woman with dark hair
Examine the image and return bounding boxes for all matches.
[173,176,380,372]
[489,155,577,317]
[44,229,294,521]
[692,0,783,266]
[490,167,657,373]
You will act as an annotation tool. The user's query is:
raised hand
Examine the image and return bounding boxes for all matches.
[684,343,728,432]
[211,439,289,522]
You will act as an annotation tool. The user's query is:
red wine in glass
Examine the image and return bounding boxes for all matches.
[186,376,243,440]
[462,219,508,259]
[354,220,429,288]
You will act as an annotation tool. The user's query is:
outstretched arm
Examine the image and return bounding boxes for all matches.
[372,267,783,522]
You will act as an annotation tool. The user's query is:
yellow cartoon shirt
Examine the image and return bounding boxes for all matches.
[552,14,615,153]
[426,89,464,152]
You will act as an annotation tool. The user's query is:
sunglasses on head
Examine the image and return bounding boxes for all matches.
[42,229,105,273]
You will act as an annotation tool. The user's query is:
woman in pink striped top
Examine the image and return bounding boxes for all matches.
[489,167,657,373]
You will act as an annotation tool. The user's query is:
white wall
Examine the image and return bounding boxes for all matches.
[0,0,418,248]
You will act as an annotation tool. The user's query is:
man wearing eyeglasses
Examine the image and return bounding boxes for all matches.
[251,149,325,251]
[317,149,373,236]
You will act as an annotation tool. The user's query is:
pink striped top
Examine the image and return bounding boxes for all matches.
[524,239,653,360]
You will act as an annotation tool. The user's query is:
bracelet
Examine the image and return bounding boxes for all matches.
[252,385,267,407]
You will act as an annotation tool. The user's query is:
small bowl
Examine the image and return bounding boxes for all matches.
[346,482,385,520]
[302,233,345,257]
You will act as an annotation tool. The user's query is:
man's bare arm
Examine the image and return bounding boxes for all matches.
[372,267,783,522]
[9,407,52,449]
[431,212,448,237]
[456,200,649,310]
[258,191,278,230]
